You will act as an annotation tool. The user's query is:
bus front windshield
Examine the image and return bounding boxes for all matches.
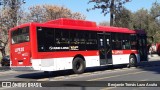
[11,27,29,44]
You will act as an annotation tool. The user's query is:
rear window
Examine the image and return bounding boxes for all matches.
[11,27,29,44]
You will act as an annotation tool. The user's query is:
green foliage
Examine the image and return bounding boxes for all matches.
[99,21,110,26]
[131,2,160,43]
[97,1,160,43]
[150,1,160,19]
[88,0,132,26]
[114,7,132,28]
[88,0,131,15]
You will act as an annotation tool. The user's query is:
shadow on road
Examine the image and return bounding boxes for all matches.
[16,65,126,79]
[16,56,160,80]
[137,60,160,74]
[16,70,74,79]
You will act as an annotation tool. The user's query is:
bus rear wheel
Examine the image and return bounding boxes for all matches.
[72,57,85,74]
[129,55,137,67]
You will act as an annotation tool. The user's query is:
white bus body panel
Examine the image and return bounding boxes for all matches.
[112,54,140,65]
[31,56,100,71]
[11,54,140,71]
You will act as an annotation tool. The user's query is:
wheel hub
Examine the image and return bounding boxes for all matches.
[130,58,134,64]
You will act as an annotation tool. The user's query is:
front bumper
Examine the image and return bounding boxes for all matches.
[11,66,34,71]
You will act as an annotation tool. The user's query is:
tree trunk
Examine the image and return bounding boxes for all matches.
[110,0,115,26]
[0,47,6,58]
[110,11,114,26]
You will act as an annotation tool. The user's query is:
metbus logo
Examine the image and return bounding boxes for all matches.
[114,50,123,54]
[15,47,24,52]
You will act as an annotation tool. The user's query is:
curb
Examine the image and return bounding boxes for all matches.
[0,66,11,71]
[148,54,159,57]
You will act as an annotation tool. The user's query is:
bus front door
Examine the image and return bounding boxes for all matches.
[98,33,112,65]
[138,35,148,61]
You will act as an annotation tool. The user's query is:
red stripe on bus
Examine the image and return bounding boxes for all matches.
[112,50,138,55]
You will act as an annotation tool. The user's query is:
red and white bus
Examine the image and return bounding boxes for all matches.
[9,18,147,74]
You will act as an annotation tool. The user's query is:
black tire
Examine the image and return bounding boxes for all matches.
[107,65,114,69]
[44,71,49,74]
[129,55,137,67]
[72,57,85,74]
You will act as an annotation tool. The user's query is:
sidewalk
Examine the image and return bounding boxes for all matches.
[0,66,11,71]
[148,54,159,58]
[148,54,160,61]
[0,64,11,71]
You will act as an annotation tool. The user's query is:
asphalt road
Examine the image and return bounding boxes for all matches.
[0,55,160,90]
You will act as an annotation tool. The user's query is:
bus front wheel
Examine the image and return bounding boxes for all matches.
[129,55,137,67]
[72,57,85,74]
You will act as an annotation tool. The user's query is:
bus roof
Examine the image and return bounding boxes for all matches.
[10,18,146,34]
[44,18,97,27]
[98,26,135,34]
[42,18,137,34]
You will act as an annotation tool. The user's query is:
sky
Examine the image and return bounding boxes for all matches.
[24,0,160,24]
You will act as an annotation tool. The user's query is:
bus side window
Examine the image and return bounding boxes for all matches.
[70,30,86,51]
[37,27,46,52]
[55,29,69,51]
[86,31,98,50]
[122,34,131,50]
[112,33,122,50]
[130,34,137,50]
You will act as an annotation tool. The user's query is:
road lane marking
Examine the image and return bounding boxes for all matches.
[114,69,123,71]
[106,70,113,72]
[139,79,148,81]
[0,71,17,76]
[2,65,157,81]
[0,87,13,90]
[92,71,103,74]
[0,71,39,76]
[87,71,147,81]
[37,78,49,81]
[49,68,137,81]
[69,74,79,77]
[0,77,23,81]
[130,67,136,69]
[54,76,66,80]
[51,67,149,81]
[82,73,92,75]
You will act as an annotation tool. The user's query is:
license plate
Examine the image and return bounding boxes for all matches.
[19,62,23,64]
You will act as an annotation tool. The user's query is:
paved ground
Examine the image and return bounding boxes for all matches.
[0,54,160,90]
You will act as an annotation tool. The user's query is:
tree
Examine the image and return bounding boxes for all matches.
[150,1,160,20]
[130,4,160,43]
[150,1,160,43]
[71,12,86,20]
[114,7,132,28]
[88,0,131,26]
[131,8,156,38]
[132,8,150,30]
[0,0,25,57]
[27,4,86,23]
[99,21,110,26]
